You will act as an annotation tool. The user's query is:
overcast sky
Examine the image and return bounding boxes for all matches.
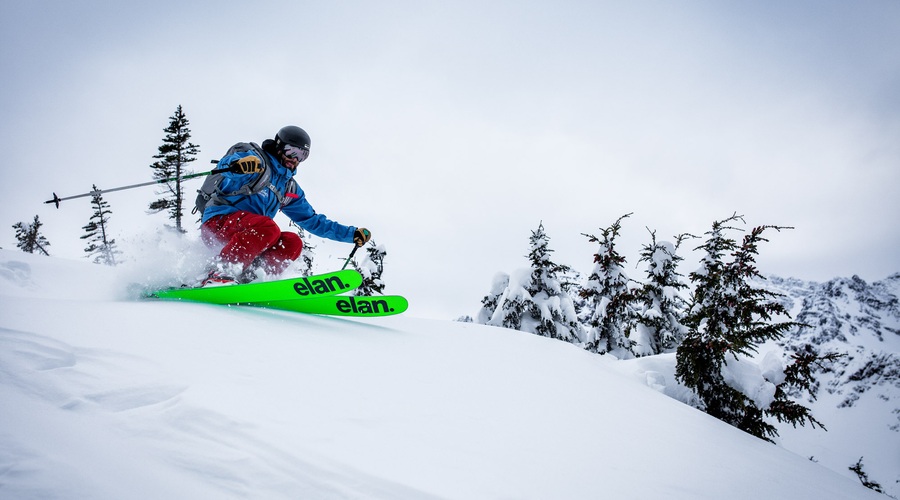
[2,1,898,319]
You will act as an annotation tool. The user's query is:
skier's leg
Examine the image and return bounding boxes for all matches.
[200,211,281,272]
[259,232,303,275]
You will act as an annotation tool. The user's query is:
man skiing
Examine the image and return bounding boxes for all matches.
[198,125,370,286]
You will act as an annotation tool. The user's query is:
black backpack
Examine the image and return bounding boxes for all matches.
[193,142,296,216]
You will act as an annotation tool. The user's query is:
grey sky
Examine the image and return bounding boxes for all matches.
[2,1,898,318]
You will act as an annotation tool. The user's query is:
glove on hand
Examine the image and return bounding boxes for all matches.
[231,155,262,174]
[353,228,371,247]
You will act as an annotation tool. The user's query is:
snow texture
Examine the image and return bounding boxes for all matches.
[0,249,888,499]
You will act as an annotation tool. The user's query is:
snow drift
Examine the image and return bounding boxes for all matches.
[0,250,882,499]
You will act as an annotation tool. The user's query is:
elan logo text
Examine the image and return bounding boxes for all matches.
[293,276,350,296]
[335,296,393,315]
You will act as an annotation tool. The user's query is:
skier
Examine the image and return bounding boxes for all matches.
[198,125,370,286]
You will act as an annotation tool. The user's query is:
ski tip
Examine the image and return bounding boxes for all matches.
[332,295,409,316]
[249,294,409,317]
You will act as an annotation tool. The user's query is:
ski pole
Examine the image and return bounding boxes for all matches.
[341,245,360,270]
[44,165,231,208]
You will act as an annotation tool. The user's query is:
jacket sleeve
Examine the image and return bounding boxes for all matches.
[280,187,356,243]
[214,151,261,193]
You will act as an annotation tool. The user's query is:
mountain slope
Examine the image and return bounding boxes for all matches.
[769,274,900,494]
[0,250,883,499]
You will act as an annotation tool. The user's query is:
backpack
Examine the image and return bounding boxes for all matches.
[193,142,297,216]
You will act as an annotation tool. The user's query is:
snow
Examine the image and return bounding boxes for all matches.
[720,353,779,409]
[759,349,788,386]
[0,249,885,499]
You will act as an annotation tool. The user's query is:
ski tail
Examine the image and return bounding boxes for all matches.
[147,269,363,304]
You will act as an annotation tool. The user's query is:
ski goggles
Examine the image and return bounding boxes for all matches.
[283,144,309,162]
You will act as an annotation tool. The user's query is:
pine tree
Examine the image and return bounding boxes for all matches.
[631,230,691,355]
[524,222,582,342]
[767,347,842,432]
[80,185,121,266]
[148,105,200,233]
[352,242,387,296]
[483,223,582,343]
[848,457,886,494]
[580,214,637,357]
[487,269,529,331]
[289,222,316,276]
[675,215,809,442]
[476,272,510,325]
[12,215,50,255]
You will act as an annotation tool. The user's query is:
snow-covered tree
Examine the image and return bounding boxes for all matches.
[476,272,510,325]
[524,223,582,342]
[580,214,636,357]
[675,215,816,442]
[13,215,50,256]
[352,241,387,296]
[289,222,316,276]
[80,185,120,266]
[630,230,691,356]
[482,223,582,343]
[148,105,199,233]
[486,269,530,332]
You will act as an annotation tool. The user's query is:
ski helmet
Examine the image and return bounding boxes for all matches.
[275,125,311,152]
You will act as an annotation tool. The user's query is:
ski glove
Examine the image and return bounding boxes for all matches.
[231,155,262,174]
[354,228,371,247]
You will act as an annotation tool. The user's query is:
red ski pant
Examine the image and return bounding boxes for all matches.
[201,211,303,275]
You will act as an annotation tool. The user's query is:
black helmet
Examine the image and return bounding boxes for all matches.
[275,125,311,151]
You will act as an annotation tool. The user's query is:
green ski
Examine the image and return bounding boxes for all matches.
[147,269,363,304]
[250,295,409,317]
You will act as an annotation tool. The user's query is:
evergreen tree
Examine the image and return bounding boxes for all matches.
[80,185,120,266]
[485,223,581,343]
[580,214,636,357]
[148,105,200,233]
[631,230,691,356]
[352,242,387,296]
[675,215,816,442]
[289,222,316,276]
[487,269,529,331]
[768,347,842,432]
[12,215,50,255]
[476,272,510,325]
[524,222,582,342]
[848,457,886,494]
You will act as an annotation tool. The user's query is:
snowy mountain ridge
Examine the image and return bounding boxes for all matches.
[750,273,899,493]
[767,273,899,414]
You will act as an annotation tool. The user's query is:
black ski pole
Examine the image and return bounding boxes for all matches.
[44,165,231,208]
[341,245,360,270]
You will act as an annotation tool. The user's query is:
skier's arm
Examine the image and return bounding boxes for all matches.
[281,190,356,243]
[214,151,263,192]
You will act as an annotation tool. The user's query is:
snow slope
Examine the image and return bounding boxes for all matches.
[766,274,900,495]
[0,250,883,499]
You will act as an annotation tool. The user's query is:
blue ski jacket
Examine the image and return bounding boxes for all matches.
[201,148,356,243]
